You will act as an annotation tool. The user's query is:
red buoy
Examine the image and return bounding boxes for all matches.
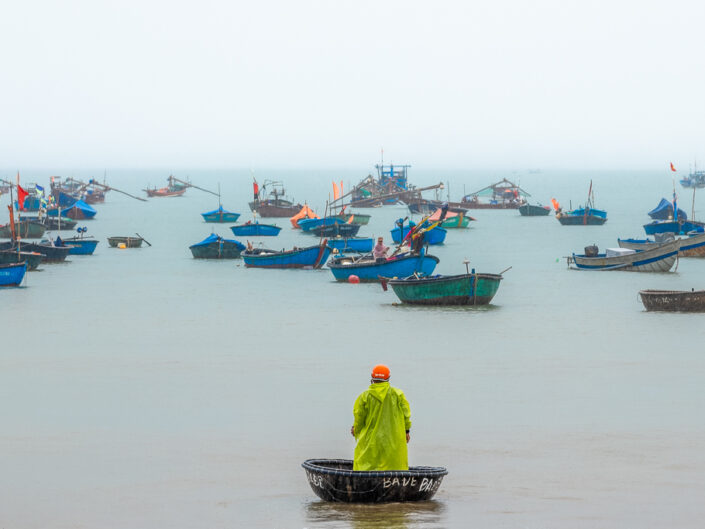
[348,275,360,284]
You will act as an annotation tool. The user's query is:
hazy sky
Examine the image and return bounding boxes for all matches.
[1,0,704,170]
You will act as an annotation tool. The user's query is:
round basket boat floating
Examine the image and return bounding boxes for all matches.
[302,459,448,503]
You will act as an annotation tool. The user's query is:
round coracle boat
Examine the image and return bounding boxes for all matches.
[302,459,448,503]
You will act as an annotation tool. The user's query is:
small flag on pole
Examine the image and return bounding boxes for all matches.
[670,162,676,172]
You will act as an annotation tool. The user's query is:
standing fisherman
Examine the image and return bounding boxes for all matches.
[350,364,412,471]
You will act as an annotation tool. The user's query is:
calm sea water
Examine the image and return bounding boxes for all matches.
[1,169,704,528]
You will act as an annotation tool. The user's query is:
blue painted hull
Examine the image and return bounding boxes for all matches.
[63,238,99,255]
[201,212,240,223]
[328,253,440,282]
[0,262,27,286]
[230,224,282,236]
[242,244,331,269]
[327,237,374,253]
[298,217,342,232]
[643,220,704,235]
[390,226,447,245]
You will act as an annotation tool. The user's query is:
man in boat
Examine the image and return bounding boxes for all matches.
[350,364,411,471]
[372,237,389,261]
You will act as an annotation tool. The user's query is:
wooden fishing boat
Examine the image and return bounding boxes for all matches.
[556,207,607,225]
[639,289,705,312]
[56,237,99,255]
[46,200,97,220]
[388,272,503,305]
[242,241,331,269]
[0,241,71,262]
[302,459,447,503]
[460,179,529,209]
[519,203,551,216]
[327,237,374,253]
[189,234,245,259]
[201,205,240,223]
[19,215,77,230]
[0,262,27,287]
[108,236,144,248]
[0,220,46,239]
[298,217,343,232]
[249,180,302,217]
[391,224,447,245]
[311,223,361,238]
[568,239,681,271]
[230,222,281,237]
[332,212,372,225]
[0,250,43,270]
[328,251,439,282]
[618,231,705,257]
[145,186,186,197]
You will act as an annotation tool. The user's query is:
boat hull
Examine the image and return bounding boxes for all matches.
[619,232,705,257]
[0,250,42,270]
[389,273,502,305]
[145,188,186,197]
[302,459,447,503]
[61,238,99,255]
[639,290,705,312]
[440,215,470,228]
[519,204,551,216]
[248,201,302,217]
[189,241,243,259]
[4,242,71,262]
[332,213,371,225]
[0,220,46,239]
[328,253,439,282]
[108,237,143,248]
[201,212,240,223]
[230,223,282,236]
[571,239,681,271]
[242,243,331,269]
[557,213,607,225]
[643,220,705,235]
[311,223,361,238]
[327,237,374,253]
[0,262,27,287]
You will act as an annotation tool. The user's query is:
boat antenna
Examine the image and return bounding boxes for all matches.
[463,258,470,275]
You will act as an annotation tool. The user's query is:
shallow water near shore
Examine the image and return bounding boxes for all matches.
[1,168,704,528]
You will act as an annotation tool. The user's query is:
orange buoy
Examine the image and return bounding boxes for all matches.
[348,275,360,284]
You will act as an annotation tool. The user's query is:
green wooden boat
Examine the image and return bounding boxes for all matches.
[0,220,46,239]
[332,213,371,225]
[388,272,503,305]
[441,215,471,228]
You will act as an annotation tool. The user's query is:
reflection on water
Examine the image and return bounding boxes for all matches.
[304,500,446,529]
[384,302,502,314]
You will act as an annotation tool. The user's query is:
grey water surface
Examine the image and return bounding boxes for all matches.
[1,169,703,528]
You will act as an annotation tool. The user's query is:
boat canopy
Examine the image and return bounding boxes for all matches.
[464,178,531,200]
[191,233,245,250]
[648,198,687,221]
[47,199,97,218]
[428,208,459,221]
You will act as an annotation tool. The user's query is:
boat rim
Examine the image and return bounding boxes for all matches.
[388,272,502,285]
[302,459,448,478]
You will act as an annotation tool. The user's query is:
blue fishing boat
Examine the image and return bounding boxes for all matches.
[390,223,447,245]
[327,237,374,253]
[190,233,246,259]
[62,238,98,255]
[643,219,705,235]
[230,222,281,237]
[0,261,27,286]
[201,205,240,223]
[298,217,343,232]
[327,250,439,282]
[242,241,331,269]
[554,181,607,225]
[46,199,97,220]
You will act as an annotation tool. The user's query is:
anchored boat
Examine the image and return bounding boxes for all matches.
[302,459,447,503]
[242,241,330,269]
[0,262,27,287]
[388,272,503,305]
[189,234,245,259]
[328,251,439,282]
[639,289,705,312]
[568,239,681,271]
[230,221,281,237]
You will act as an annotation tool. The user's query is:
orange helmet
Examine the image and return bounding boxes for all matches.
[371,364,390,381]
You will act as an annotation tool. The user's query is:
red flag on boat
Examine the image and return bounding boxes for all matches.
[17,184,29,211]
[670,162,676,172]
[253,181,259,201]
[551,198,560,211]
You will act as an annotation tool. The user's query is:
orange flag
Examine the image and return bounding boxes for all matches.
[551,198,560,211]
[670,162,676,172]
[332,181,340,200]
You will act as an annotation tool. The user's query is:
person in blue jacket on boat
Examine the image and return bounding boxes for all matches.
[350,364,412,471]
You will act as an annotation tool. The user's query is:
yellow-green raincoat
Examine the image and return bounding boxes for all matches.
[353,381,412,471]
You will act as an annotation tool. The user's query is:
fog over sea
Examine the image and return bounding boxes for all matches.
[1,168,704,529]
